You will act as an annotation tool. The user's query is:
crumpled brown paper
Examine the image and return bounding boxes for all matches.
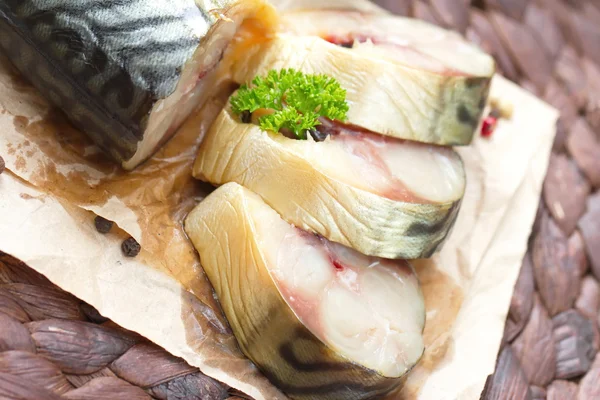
[0,23,557,400]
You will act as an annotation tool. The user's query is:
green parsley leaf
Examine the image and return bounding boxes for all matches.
[230,69,349,139]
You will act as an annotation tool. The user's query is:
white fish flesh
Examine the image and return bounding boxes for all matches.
[0,0,278,169]
[227,11,495,146]
[184,182,425,400]
[193,103,466,259]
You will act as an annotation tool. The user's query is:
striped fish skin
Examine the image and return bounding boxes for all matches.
[0,0,277,168]
[185,183,425,400]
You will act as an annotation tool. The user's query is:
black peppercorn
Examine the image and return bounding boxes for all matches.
[122,237,141,257]
[340,42,353,49]
[0,155,5,175]
[240,110,252,123]
[94,216,113,234]
[308,128,329,142]
[80,303,110,324]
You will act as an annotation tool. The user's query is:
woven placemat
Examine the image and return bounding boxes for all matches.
[1,0,599,399]
[0,253,237,400]
[375,1,600,398]
[372,0,600,400]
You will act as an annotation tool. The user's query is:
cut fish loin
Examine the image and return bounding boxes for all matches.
[184,182,425,400]
[282,10,492,78]
[227,15,495,146]
[193,103,466,259]
[0,0,278,169]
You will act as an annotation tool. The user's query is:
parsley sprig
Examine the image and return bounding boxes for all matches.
[230,69,349,140]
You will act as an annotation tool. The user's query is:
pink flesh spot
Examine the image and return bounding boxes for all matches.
[271,231,416,344]
[332,260,345,271]
[197,70,208,81]
[321,33,467,77]
[322,34,370,47]
[317,119,434,203]
[277,283,325,337]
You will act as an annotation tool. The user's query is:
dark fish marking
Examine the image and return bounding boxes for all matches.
[279,341,355,372]
[457,104,477,127]
[468,77,492,121]
[0,0,211,164]
[21,9,56,26]
[94,15,186,34]
[416,200,463,258]
[248,304,281,341]
[277,380,388,397]
[195,4,211,22]
[49,28,86,57]
[419,238,446,260]
[264,368,397,399]
[477,78,493,118]
[90,48,108,72]
[114,38,200,57]
[479,96,486,110]
[0,12,140,159]
[293,325,321,341]
[465,77,486,88]
[30,0,127,17]
[426,76,452,142]
[405,202,460,237]
[264,327,400,399]
[102,72,136,110]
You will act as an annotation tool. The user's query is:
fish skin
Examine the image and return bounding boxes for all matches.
[0,0,276,168]
[184,182,416,400]
[192,106,466,260]
[0,0,208,159]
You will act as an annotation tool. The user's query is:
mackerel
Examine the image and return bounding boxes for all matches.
[0,0,277,169]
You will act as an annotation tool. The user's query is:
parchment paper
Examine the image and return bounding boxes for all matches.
[0,40,557,400]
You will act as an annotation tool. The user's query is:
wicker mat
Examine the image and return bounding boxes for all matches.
[1,0,599,399]
[0,253,238,400]
[376,1,600,398]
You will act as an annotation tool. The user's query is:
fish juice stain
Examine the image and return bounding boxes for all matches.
[388,258,464,399]
[9,97,227,309]
[7,72,261,393]
[3,10,288,397]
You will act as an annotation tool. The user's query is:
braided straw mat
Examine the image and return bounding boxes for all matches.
[1,0,600,399]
